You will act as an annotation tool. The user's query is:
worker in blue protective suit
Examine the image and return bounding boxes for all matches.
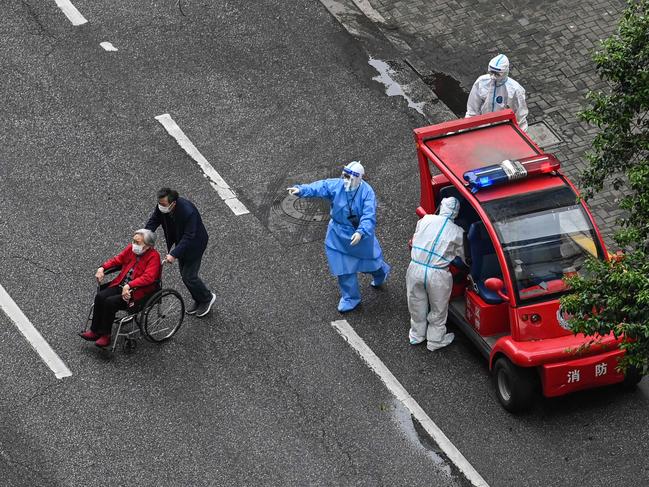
[466,53,528,131]
[287,161,390,312]
[407,197,465,351]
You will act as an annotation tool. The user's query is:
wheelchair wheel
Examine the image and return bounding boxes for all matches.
[139,289,185,342]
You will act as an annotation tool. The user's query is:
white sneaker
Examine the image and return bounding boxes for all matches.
[196,293,217,317]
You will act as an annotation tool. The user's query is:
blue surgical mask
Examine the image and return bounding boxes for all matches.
[132,243,145,255]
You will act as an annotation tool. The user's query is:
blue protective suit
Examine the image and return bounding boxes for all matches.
[296,178,390,312]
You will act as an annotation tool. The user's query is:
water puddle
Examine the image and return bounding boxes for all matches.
[369,58,426,115]
[427,72,467,117]
[390,398,453,476]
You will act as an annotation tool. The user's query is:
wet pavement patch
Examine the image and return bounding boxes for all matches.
[426,72,468,118]
[404,58,468,118]
[369,58,426,115]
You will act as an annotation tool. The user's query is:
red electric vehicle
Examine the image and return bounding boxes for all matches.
[414,110,642,412]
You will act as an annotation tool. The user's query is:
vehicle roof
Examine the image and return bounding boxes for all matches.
[424,120,565,201]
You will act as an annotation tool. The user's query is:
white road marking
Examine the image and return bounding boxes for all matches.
[100,42,118,52]
[155,114,250,216]
[350,0,386,24]
[331,319,489,487]
[0,284,72,379]
[54,0,88,26]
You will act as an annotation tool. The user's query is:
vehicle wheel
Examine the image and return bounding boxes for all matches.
[140,289,185,343]
[623,365,643,389]
[493,357,537,413]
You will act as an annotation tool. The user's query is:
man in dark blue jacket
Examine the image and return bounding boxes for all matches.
[145,188,216,317]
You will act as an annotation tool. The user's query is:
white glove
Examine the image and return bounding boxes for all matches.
[350,232,362,246]
[287,187,299,196]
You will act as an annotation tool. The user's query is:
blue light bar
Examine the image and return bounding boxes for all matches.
[464,164,510,193]
[463,156,560,193]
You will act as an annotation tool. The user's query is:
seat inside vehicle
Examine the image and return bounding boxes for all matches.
[467,221,503,304]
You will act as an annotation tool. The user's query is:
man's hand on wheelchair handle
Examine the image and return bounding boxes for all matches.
[164,254,176,264]
[95,267,105,283]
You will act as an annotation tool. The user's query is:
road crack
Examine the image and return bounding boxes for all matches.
[10,254,59,275]
[20,0,56,40]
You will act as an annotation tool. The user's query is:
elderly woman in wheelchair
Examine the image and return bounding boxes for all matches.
[79,229,161,348]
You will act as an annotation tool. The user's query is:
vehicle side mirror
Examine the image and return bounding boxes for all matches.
[485,277,509,302]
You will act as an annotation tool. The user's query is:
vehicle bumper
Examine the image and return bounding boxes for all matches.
[490,332,623,368]
[541,349,625,397]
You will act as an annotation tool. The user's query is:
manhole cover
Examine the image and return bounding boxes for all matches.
[277,194,330,223]
[239,169,339,245]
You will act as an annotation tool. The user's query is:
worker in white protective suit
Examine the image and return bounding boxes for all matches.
[465,54,528,131]
[407,197,465,351]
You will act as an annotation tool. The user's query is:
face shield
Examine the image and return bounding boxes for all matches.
[341,161,364,191]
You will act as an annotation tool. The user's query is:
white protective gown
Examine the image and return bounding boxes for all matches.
[465,74,528,131]
[406,198,465,351]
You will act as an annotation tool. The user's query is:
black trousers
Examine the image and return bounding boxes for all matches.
[90,286,129,335]
[178,255,212,304]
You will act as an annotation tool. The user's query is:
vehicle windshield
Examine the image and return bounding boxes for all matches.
[483,186,602,303]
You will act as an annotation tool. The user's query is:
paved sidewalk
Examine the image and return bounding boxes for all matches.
[368,0,626,244]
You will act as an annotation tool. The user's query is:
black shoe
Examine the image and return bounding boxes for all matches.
[195,293,216,317]
[186,301,200,315]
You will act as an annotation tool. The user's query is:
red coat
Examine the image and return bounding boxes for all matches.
[101,245,162,302]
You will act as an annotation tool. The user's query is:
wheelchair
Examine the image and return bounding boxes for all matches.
[82,265,185,353]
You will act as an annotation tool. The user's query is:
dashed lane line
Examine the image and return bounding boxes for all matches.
[54,0,87,26]
[155,114,250,216]
[0,284,72,379]
[331,319,489,487]
[100,42,118,52]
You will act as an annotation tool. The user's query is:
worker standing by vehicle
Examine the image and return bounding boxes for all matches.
[466,54,528,131]
[407,197,465,351]
[287,161,390,313]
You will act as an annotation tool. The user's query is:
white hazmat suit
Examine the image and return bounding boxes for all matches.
[407,197,465,351]
[465,54,528,131]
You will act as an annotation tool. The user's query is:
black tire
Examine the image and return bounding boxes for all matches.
[623,365,643,389]
[493,357,538,413]
[140,289,185,343]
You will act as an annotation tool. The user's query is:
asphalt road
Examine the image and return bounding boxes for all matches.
[1,1,647,486]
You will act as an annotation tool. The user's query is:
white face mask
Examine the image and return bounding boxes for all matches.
[342,173,361,192]
[158,203,172,214]
[132,243,145,255]
[343,176,353,191]
[489,72,506,83]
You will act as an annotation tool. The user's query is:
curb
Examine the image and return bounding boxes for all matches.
[318,0,455,124]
